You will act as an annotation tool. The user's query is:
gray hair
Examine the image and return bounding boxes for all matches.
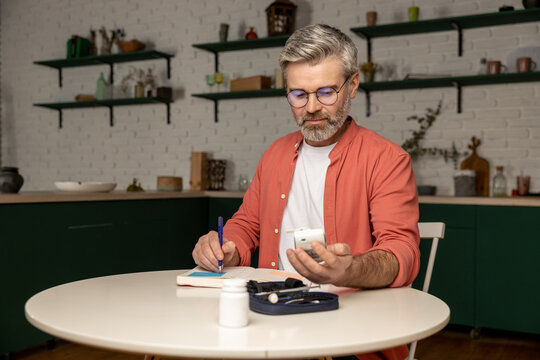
[279,24,358,78]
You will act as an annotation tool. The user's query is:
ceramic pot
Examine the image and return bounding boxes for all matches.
[0,167,24,193]
[245,27,258,40]
[523,0,540,9]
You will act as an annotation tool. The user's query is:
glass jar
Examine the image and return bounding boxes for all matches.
[453,170,476,197]
[493,166,507,197]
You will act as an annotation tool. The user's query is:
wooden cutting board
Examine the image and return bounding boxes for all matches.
[460,136,490,196]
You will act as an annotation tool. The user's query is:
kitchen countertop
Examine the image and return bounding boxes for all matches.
[1,191,540,207]
[0,191,245,204]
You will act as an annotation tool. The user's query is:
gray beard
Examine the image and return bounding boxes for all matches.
[296,95,351,143]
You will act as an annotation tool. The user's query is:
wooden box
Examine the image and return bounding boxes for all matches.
[230,76,272,92]
[190,152,208,190]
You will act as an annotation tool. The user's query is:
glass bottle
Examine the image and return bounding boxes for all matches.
[478,58,487,75]
[96,72,106,100]
[493,166,507,197]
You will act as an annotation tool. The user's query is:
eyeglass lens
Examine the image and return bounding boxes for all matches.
[286,77,349,108]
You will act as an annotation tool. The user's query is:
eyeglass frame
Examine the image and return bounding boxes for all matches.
[286,75,351,108]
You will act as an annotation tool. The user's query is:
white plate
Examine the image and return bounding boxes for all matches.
[55,181,117,193]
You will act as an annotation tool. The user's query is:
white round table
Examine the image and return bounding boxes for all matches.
[25,270,450,359]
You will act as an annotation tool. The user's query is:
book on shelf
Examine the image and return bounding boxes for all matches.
[176,266,303,288]
[404,73,451,80]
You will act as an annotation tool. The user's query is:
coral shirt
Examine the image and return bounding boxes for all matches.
[224,118,420,288]
[224,118,419,360]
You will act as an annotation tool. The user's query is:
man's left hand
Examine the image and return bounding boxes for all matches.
[286,242,353,286]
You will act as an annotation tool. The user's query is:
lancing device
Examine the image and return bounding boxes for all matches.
[218,216,223,273]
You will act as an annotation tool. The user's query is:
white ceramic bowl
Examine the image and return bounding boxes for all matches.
[55,181,117,193]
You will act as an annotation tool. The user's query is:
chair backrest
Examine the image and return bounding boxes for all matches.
[417,222,445,293]
[407,222,445,360]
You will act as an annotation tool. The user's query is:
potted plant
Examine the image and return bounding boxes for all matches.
[359,61,382,82]
[401,101,467,195]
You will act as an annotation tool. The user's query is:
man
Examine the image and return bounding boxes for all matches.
[193,24,419,359]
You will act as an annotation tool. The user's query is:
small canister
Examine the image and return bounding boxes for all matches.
[453,170,477,197]
[219,278,249,327]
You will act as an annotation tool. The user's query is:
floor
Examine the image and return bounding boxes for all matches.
[6,325,540,360]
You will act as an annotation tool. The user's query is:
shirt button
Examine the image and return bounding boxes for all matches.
[271,262,276,267]
[281,193,286,199]
[274,228,279,234]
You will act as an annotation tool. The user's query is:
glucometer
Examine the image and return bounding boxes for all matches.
[293,228,326,262]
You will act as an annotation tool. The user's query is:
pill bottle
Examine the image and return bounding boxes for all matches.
[219,278,249,327]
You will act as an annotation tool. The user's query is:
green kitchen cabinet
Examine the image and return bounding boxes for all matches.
[475,206,540,334]
[0,198,206,355]
[416,204,476,327]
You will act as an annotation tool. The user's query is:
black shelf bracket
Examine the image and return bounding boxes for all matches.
[361,88,372,117]
[58,109,63,128]
[58,68,63,87]
[109,63,114,84]
[353,30,372,62]
[213,99,219,123]
[108,106,114,126]
[214,52,219,73]
[451,22,463,57]
[166,57,171,79]
[452,81,462,113]
[166,102,171,124]
[366,37,372,62]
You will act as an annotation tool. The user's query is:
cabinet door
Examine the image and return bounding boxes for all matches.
[417,204,476,327]
[476,206,540,334]
[207,197,260,266]
[0,198,207,354]
[0,203,62,353]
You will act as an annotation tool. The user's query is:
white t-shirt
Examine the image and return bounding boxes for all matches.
[278,139,336,272]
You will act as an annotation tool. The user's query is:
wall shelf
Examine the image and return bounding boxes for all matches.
[34,97,172,128]
[192,89,286,123]
[351,8,540,60]
[34,50,174,86]
[192,36,289,72]
[358,71,540,116]
[192,36,289,122]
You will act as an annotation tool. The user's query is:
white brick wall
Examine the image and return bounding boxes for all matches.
[1,0,539,195]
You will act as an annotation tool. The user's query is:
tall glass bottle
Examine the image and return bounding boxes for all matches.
[493,166,507,197]
[96,72,106,100]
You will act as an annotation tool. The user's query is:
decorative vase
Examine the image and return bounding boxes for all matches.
[0,167,24,194]
[245,27,258,40]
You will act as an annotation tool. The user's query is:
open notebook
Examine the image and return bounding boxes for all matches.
[176,266,303,288]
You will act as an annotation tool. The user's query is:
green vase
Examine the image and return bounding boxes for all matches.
[96,72,106,100]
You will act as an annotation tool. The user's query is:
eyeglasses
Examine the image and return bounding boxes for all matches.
[286,76,350,108]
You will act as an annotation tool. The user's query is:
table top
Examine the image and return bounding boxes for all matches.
[25,270,450,359]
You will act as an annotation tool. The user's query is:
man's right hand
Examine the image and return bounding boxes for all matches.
[192,231,240,272]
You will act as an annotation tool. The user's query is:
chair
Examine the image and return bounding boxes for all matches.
[407,222,446,360]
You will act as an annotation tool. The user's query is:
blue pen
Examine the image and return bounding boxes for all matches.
[218,216,223,273]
